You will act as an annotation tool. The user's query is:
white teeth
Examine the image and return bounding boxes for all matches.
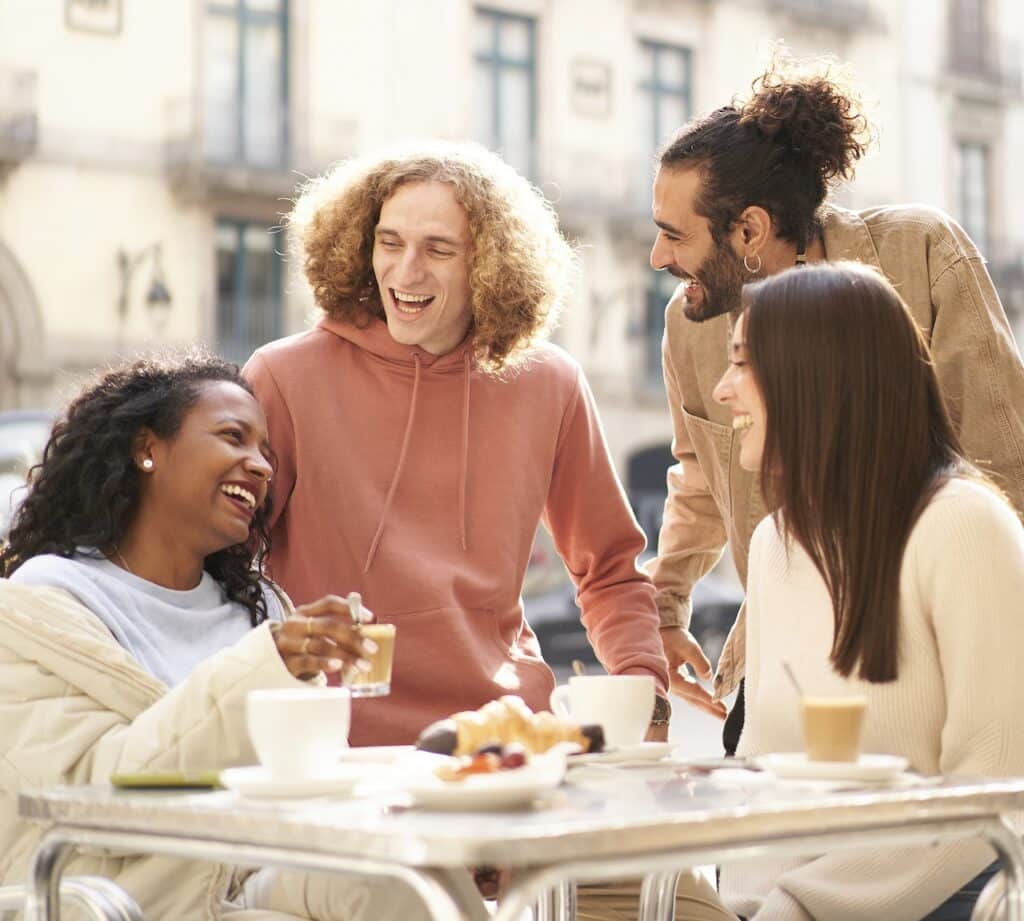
[732,414,754,432]
[221,484,256,509]
[393,291,432,303]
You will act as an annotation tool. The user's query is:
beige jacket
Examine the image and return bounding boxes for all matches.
[647,204,1024,700]
[0,580,304,920]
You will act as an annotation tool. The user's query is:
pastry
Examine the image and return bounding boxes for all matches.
[416,695,604,756]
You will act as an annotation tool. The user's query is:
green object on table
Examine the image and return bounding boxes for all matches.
[110,771,222,790]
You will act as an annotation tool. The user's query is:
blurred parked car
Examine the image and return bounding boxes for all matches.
[0,410,53,537]
[523,526,742,670]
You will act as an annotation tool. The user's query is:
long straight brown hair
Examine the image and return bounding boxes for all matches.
[744,261,974,683]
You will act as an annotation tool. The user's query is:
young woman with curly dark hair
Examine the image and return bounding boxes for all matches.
[0,353,276,627]
[645,52,1024,758]
[0,353,483,920]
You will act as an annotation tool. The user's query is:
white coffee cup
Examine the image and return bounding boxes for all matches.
[247,687,351,777]
[549,675,656,748]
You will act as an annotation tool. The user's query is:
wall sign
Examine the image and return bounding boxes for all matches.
[66,0,123,36]
[571,58,612,118]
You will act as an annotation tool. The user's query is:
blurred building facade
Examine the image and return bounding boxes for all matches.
[1,0,1022,534]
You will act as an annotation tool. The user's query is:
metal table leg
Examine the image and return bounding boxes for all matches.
[15,870,139,921]
[492,815,1024,921]
[983,816,1024,921]
[639,871,680,921]
[25,826,470,921]
[534,880,576,921]
[25,832,72,921]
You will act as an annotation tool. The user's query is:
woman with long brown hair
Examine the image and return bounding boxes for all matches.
[713,262,1024,921]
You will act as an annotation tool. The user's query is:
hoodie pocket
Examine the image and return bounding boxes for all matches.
[382,606,556,716]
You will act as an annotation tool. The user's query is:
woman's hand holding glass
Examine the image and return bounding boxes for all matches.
[272,594,377,681]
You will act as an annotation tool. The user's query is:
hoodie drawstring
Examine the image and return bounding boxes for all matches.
[364,353,422,573]
[458,351,471,551]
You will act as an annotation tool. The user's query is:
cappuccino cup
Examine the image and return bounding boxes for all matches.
[549,675,655,748]
[247,687,351,777]
[345,623,396,697]
[801,695,867,762]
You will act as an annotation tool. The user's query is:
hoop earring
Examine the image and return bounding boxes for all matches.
[743,253,762,275]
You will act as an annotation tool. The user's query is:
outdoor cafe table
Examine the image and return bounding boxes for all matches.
[18,766,1024,921]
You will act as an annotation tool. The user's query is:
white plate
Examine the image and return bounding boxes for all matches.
[753,753,910,782]
[337,745,414,764]
[402,752,567,811]
[220,765,368,799]
[569,742,674,766]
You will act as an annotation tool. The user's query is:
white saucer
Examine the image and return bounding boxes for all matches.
[220,764,368,798]
[569,742,674,766]
[337,745,414,764]
[754,753,910,782]
[402,751,567,811]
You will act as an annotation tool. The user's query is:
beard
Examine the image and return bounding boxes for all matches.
[674,238,752,323]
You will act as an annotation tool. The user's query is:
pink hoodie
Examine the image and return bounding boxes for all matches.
[244,317,668,745]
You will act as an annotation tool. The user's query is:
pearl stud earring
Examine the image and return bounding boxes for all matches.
[142,459,154,471]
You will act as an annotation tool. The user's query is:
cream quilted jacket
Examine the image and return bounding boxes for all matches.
[0,579,304,920]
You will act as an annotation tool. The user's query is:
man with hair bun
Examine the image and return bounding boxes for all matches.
[647,56,1024,754]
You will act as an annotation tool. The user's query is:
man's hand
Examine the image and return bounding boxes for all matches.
[660,626,727,719]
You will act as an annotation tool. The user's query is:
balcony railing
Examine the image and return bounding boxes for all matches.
[162,97,356,201]
[762,0,873,31]
[946,30,1023,95]
[0,68,38,165]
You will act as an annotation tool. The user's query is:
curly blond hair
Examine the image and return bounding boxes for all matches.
[287,141,578,373]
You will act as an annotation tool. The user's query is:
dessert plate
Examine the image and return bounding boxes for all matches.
[569,742,674,765]
[402,751,567,811]
[337,745,415,764]
[220,764,368,799]
[753,753,909,782]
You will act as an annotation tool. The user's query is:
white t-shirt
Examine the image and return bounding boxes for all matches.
[11,550,285,687]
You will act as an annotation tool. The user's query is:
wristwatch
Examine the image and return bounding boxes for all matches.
[650,695,672,727]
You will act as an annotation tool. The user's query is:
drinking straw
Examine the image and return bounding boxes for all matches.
[347,592,365,624]
[781,661,804,697]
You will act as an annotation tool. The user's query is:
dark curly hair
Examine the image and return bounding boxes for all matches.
[0,352,273,626]
[660,51,873,248]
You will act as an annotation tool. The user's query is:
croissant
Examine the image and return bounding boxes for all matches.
[416,695,604,756]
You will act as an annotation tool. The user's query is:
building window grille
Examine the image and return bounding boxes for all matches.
[955,141,990,254]
[644,269,680,390]
[473,7,537,178]
[204,0,289,168]
[638,40,692,166]
[215,220,283,365]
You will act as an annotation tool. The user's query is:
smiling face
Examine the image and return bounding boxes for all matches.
[650,166,749,323]
[372,180,475,356]
[712,314,767,471]
[141,381,273,556]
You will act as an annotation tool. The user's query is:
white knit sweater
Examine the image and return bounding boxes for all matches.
[720,478,1024,921]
